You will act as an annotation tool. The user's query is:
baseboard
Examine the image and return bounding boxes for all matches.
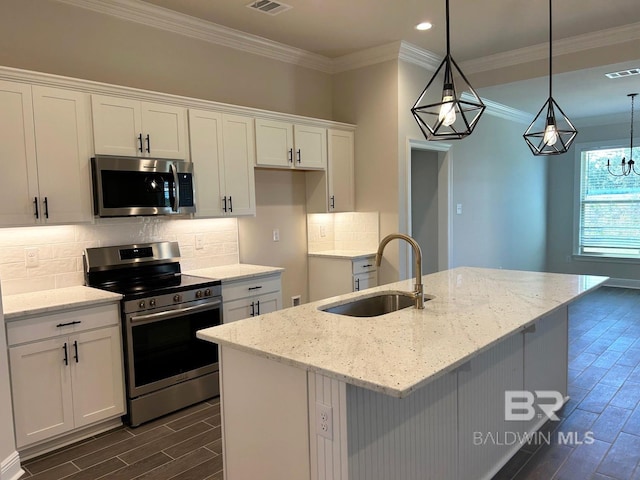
[604,278,640,289]
[1,451,25,480]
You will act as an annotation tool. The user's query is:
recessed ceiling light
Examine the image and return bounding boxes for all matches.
[415,22,433,31]
[605,68,640,79]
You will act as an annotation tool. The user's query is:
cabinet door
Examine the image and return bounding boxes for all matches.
[223,298,256,323]
[91,95,143,156]
[32,86,93,224]
[222,114,256,216]
[294,125,326,170]
[9,338,74,448]
[255,119,294,168]
[188,109,225,217]
[254,292,280,315]
[328,129,355,212]
[0,80,39,226]
[70,326,125,428]
[354,272,377,292]
[141,101,188,159]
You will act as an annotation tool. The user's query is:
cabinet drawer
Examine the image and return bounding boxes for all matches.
[352,257,376,274]
[222,274,282,302]
[7,303,120,346]
[354,272,378,292]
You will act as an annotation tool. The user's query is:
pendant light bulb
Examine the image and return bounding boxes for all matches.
[439,84,457,127]
[543,119,558,146]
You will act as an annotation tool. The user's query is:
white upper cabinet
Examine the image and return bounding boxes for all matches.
[327,129,355,212]
[0,81,93,226]
[189,109,256,217]
[255,119,327,170]
[91,94,188,159]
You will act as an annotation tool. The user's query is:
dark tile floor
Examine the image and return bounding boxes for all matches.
[494,286,640,480]
[18,286,640,480]
[19,399,223,480]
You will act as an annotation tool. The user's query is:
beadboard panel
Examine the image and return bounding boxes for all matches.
[346,371,458,480]
[308,372,349,480]
[457,333,525,480]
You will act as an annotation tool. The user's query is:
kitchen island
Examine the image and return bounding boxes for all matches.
[197,267,607,480]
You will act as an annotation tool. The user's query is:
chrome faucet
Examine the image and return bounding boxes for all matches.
[375,233,424,309]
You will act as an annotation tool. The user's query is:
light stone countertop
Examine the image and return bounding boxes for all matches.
[197,267,608,398]
[3,286,122,320]
[307,250,377,260]
[185,264,284,282]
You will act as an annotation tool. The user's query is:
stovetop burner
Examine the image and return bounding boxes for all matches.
[96,273,221,299]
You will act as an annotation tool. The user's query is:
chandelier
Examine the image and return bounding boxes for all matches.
[607,93,638,176]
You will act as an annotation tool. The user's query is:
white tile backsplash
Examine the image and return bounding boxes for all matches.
[0,217,239,295]
[307,212,379,253]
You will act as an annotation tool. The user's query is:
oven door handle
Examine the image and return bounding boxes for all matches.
[129,300,222,324]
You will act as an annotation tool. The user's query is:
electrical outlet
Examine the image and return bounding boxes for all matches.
[291,295,301,307]
[316,402,333,440]
[456,203,463,215]
[25,248,39,268]
[320,225,326,237]
[273,229,280,242]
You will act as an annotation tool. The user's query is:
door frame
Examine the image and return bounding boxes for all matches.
[399,136,453,280]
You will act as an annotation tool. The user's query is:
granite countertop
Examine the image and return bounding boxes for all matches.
[3,286,122,320]
[198,267,607,398]
[185,264,284,282]
[308,250,377,259]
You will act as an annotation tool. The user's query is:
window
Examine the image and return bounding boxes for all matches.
[578,144,640,258]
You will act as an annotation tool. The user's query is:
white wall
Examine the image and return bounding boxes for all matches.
[411,149,440,275]
[545,120,640,281]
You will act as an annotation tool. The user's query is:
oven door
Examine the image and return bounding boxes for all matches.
[124,298,221,398]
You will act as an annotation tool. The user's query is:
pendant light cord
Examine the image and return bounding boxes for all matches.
[445,0,451,57]
[631,94,636,158]
[548,0,553,96]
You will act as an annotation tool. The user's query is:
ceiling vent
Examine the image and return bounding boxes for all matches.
[246,0,292,16]
[605,68,640,79]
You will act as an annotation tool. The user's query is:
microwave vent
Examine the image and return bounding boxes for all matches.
[247,0,291,15]
[605,68,640,79]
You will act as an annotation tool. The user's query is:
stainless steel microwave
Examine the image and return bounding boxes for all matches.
[91,155,196,217]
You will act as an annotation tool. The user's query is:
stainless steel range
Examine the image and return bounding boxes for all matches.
[83,241,221,427]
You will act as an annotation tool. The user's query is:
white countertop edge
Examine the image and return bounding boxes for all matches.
[308,250,377,260]
[3,287,122,320]
[185,264,284,282]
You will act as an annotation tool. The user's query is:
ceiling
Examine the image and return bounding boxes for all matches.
[138,0,640,121]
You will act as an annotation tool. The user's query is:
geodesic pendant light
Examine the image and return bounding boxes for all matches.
[411,0,486,140]
[523,0,577,155]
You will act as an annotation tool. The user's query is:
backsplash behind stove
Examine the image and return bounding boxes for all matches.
[0,217,239,295]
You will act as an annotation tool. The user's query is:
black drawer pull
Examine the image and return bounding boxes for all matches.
[248,286,263,291]
[256,300,260,315]
[56,320,82,328]
[250,301,255,317]
[63,343,68,366]
[361,264,373,268]
[138,133,143,152]
[73,340,79,363]
[145,134,151,153]
[34,197,39,219]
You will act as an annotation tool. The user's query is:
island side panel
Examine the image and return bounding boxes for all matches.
[219,346,311,480]
[345,371,459,480]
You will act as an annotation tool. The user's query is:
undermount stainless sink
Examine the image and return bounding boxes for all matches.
[321,292,429,317]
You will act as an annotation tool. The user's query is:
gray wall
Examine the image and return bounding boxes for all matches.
[411,149,440,275]
[546,120,640,282]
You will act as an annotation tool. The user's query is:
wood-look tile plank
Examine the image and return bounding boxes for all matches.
[553,439,611,480]
[26,462,80,480]
[137,447,216,480]
[129,402,213,436]
[204,438,222,456]
[108,452,173,480]
[597,431,640,479]
[73,426,173,470]
[66,457,126,480]
[169,454,223,480]
[119,422,211,465]
[166,405,218,432]
[163,426,221,460]
[24,429,134,474]
[203,413,221,428]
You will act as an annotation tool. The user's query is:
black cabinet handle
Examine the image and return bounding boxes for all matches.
[330,195,335,210]
[248,286,263,291]
[362,264,373,268]
[56,320,82,328]
[222,196,227,212]
[250,301,255,317]
[138,133,143,152]
[296,149,301,163]
[145,134,151,153]
[288,148,293,163]
[43,197,49,219]
[355,278,360,291]
[63,343,68,366]
[256,300,260,315]
[33,197,39,219]
[228,196,233,213]
[73,340,79,363]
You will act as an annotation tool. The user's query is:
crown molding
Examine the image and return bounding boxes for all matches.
[460,93,532,125]
[461,21,640,75]
[331,41,403,73]
[398,42,441,72]
[55,0,334,73]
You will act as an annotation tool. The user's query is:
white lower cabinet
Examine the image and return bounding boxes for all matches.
[308,255,377,302]
[222,273,282,323]
[7,303,125,449]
